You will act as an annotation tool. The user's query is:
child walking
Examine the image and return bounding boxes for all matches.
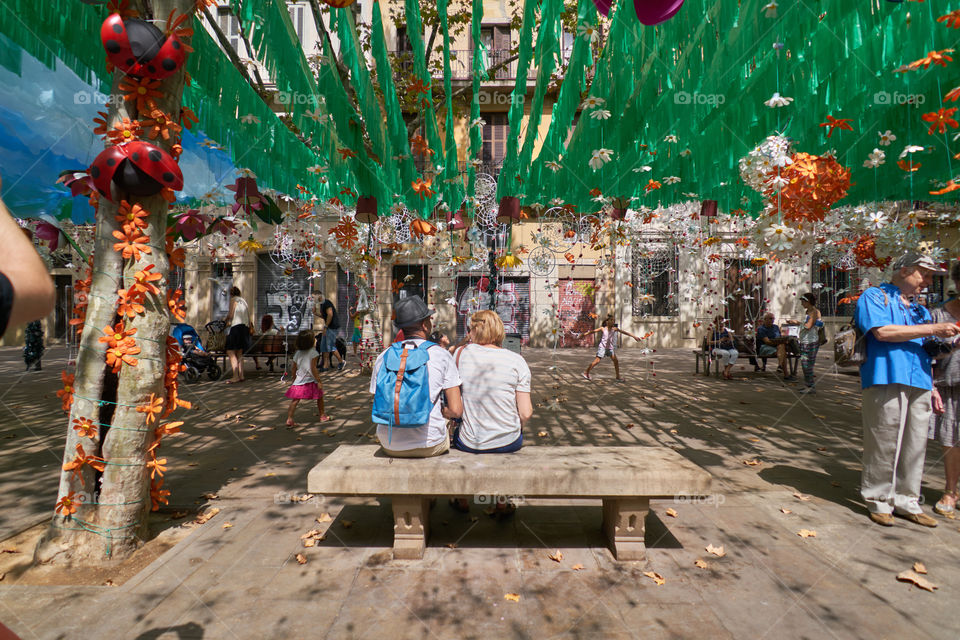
[581,315,641,382]
[285,330,330,426]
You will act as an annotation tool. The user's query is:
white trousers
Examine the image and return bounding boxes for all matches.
[711,348,738,366]
[860,384,931,515]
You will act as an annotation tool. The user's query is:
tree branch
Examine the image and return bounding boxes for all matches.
[233,0,267,93]
[200,5,261,95]
[424,23,439,70]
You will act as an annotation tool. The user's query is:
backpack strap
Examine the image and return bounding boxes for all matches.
[394,346,410,425]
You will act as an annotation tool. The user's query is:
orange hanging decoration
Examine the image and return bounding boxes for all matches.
[410,218,437,238]
[766,152,850,223]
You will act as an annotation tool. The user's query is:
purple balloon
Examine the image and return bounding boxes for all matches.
[634,0,685,25]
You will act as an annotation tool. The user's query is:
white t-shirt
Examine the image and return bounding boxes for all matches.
[369,339,461,450]
[455,344,531,450]
[292,348,319,386]
[231,297,250,328]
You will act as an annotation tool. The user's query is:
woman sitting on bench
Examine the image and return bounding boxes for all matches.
[708,315,738,380]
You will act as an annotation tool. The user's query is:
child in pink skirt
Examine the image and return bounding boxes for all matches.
[285,330,330,426]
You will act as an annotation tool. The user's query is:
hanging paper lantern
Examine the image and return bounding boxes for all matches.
[57,170,95,198]
[700,200,718,218]
[89,141,183,200]
[100,13,189,79]
[324,0,357,7]
[496,196,521,225]
[226,177,266,216]
[355,196,378,224]
[611,197,630,221]
[633,0,685,25]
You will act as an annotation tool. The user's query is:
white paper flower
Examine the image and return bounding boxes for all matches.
[577,23,600,43]
[549,197,565,206]
[582,96,605,109]
[764,92,793,108]
[237,168,257,178]
[863,148,886,168]
[590,109,612,120]
[664,134,678,143]
[304,108,323,122]
[589,148,614,170]
[307,165,328,174]
[470,117,486,129]
[763,1,778,18]
[878,130,896,146]
[637,293,656,305]
[663,176,681,184]
[240,114,260,124]
[899,144,924,159]
[767,174,789,190]
[633,165,652,173]
[545,160,562,172]
[764,223,793,251]
[867,210,887,229]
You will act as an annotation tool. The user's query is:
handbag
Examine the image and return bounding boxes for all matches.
[817,325,828,347]
[834,290,886,366]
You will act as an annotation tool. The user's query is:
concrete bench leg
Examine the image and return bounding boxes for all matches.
[392,496,430,559]
[602,497,649,561]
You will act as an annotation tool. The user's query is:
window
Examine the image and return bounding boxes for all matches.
[392,265,427,306]
[396,26,412,52]
[631,243,679,317]
[723,258,764,334]
[211,262,234,320]
[217,8,244,57]
[811,253,866,317]
[481,112,509,175]
[288,3,305,42]
[480,26,511,79]
[561,31,574,63]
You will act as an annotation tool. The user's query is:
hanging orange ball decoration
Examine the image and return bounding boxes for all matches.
[765,152,851,223]
[410,218,436,238]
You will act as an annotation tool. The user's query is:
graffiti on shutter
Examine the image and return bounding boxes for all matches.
[455,276,530,344]
[256,253,315,333]
[557,278,596,347]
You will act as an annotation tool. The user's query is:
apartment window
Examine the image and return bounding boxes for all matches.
[288,3,305,42]
[396,26,412,52]
[217,8,244,56]
[561,31,574,62]
[631,243,679,317]
[723,258,764,334]
[481,112,509,174]
[480,25,511,79]
[811,253,866,317]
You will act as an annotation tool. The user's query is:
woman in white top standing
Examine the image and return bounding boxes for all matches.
[224,286,251,384]
[581,314,641,382]
[452,310,533,454]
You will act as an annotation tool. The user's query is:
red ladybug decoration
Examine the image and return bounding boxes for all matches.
[89,141,183,201]
[100,13,187,79]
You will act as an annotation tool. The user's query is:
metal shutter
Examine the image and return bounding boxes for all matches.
[455,275,530,344]
[336,266,358,339]
[557,278,596,348]
[255,253,315,334]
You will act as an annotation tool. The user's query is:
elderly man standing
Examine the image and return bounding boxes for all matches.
[857,252,960,527]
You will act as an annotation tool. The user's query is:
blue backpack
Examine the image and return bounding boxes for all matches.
[372,341,437,441]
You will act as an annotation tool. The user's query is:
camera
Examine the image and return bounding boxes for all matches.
[922,337,954,358]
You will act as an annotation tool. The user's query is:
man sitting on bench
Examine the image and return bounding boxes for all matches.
[756,312,798,380]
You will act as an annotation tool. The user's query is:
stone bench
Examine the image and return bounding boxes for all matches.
[307,444,712,561]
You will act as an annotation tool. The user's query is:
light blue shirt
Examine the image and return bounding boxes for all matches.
[855,283,933,390]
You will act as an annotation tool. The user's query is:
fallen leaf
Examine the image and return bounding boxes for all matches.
[797,529,817,538]
[571,564,585,571]
[694,558,709,569]
[625,423,635,429]
[780,507,792,514]
[504,593,520,602]
[830,481,841,488]
[341,520,354,529]
[265,472,276,477]
[302,538,315,548]
[300,529,321,540]
[643,571,665,586]
[1,548,19,554]
[706,544,726,557]
[742,459,761,466]
[897,569,938,592]
[296,494,313,503]
[446,543,458,549]
[194,507,220,524]
[537,431,548,437]
[295,553,307,565]
[913,562,927,575]
[200,492,219,500]
[793,492,811,501]
[669,429,678,434]
[316,513,332,523]
[245,435,258,440]
[548,550,563,563]
[221,522,233,529]
[665,508,678,518]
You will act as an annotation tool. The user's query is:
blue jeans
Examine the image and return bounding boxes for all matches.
[452,427,523,453]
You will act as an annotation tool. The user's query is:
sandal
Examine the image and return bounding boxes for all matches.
[319,415,331,422]
[934,492,957,516]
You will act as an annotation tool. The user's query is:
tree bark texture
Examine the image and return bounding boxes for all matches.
[38,0,193,565]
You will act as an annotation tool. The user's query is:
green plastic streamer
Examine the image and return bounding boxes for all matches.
[517,0,562,183]
[465,0,485,218]
[438,0,464,213]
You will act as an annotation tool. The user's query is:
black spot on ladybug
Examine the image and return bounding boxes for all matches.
[126,58,135,67]
[148,150,162,162]
[105,40,121,53]
[90,166,101,178]
[162,172,175,183]
[172,41,181,50]
[132,152,140,162]
[106,158,116,166]
[112,23,123,34]
[162,58,176,71]
[148,65,156,74]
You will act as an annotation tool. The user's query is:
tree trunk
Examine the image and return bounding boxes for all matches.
[37,0,193,565]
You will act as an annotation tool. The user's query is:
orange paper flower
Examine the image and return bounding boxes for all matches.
[150,478,170,511]
[907,49,954,71]
[818,115,854,138]
[337,148,357,160]
[331,217,359,249]
[106,118,143,145]
[410,135,434,158]
[118,76,163,113]
[930,180,960,195]
[137,393,164,426]
[945,86,960,103]
[57,371,75,412]
[93,111,111,137]
[116,288,146,319]
[410,218,436,238]
[72,417,98,439]
[167,289,186,321]
[62,443,106,486]
[644,179,662,193]
[922,107,959,135]
[112,229,152,261]
[142,105,182,141]
[105,341,141,372]
[146,453,168,479]
[132,264,163,296]
[411,178,435,199]
[938,10,960,29]
[116,200,149,233]
[55,492,80,517]
[98,322,137,349]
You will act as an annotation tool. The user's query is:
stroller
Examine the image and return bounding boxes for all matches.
[171,323,222,383]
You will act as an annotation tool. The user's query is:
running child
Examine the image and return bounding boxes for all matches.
[581,315,641,382]
[285,330,330,426]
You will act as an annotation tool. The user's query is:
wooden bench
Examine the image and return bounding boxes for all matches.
[206,333,296,373]
[694,336,800,378]
[307,445,712,561]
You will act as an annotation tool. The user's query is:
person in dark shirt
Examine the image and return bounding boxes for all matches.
[756,313,796,380]
[314,293,344,371]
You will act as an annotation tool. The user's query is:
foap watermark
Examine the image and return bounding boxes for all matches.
[274,491,325,506]
[73,91,120,106]
[674,492,725,508]
[275,91,320,107]
[673,91,726,107]
[477,91,524,107]
[473,493,526,506]
[873,91,925,106]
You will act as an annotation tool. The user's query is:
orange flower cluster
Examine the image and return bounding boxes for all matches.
[99,322,141,372]
[766,152,851,223]
[118,76,163,113]
[142,104,182,141]
[68,269,92,336]
[852,235,889,269]
[106,118,143,145]
[331,216,359,249]
[412,178,435,199]
[167,289,186,321]
[163,336,192,418]
[57,371,75,412]
[922,107,959,135]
